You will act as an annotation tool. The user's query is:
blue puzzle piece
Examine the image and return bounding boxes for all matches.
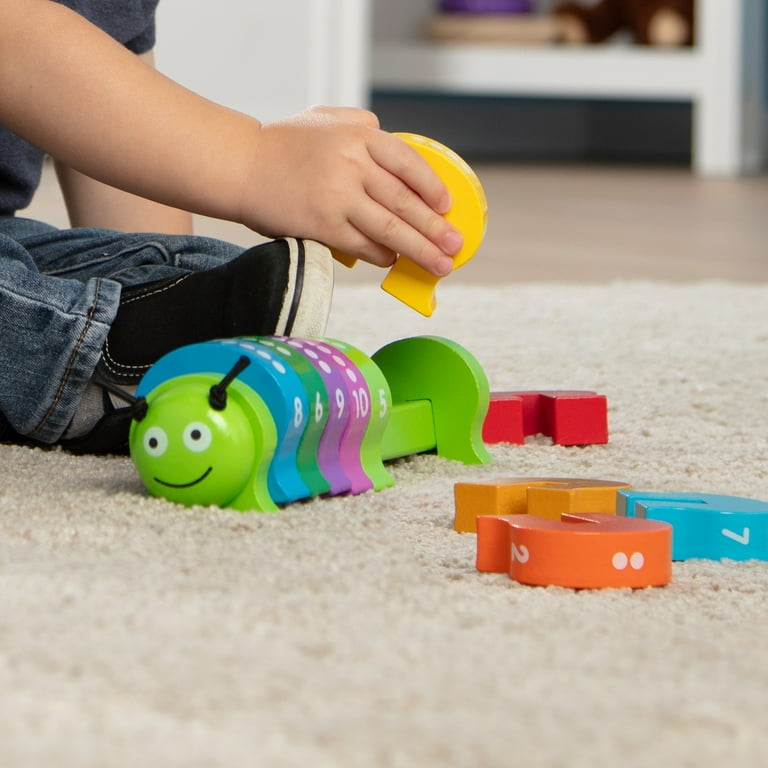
[617,490,768,561]
[137,338,310,505]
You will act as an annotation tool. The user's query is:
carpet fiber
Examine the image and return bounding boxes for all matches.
[2,281,767,767]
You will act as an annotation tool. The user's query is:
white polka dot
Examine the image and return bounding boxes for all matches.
[272,360,286,375]
[317,344,333,354]
[319,361,332,374]
[305,349,319,360]
[257,350,271,360]
[345,368,358,384]
[630,552,645,570]
[612,552,628,570]
[287,340,302,349]
[276,347,292,357]
[260,339,275,347]
[333,355,346,367]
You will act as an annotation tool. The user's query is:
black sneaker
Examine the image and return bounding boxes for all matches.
[100,237,334,386]
[61,237,334,454]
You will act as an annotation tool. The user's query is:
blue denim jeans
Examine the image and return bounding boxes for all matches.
[0,217,244,443]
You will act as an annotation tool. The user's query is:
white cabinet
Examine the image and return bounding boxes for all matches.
[154,0,371,123]
[370,0,767,175]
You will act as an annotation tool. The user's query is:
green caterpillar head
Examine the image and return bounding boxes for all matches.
[129,357,258,508]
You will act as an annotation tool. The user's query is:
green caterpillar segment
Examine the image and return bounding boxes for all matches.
[320,338,394,492]
[373,336,491,466]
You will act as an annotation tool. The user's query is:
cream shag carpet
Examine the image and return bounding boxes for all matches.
[1,281,767,768]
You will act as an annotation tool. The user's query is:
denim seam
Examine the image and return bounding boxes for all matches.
[29,278,103,439]
[38,240,175,277]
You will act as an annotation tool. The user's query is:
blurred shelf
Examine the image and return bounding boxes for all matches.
[369,0,767,175]
[372,42,701,100]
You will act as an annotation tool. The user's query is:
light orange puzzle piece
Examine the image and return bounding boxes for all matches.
[332,133,487,316]
[453,477,633,533]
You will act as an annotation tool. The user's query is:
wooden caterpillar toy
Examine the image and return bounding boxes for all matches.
[129,336,492,512]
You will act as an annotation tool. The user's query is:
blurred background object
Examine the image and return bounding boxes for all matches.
[553,0,694,47]
[370,0,766,175]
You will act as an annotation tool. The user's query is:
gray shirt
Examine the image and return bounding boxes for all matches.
[0,0,160,215]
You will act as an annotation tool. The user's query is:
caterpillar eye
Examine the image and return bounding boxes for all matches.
[183,422,212,452]
[144,426,168,457]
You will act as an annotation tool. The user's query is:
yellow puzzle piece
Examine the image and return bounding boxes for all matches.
[332,133,487,317]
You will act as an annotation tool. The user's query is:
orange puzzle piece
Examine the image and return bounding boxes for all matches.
[453,477,633,533]
[476,512,672,589]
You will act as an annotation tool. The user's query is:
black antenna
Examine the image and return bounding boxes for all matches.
[209,355,251,410]
[95,375,149,422]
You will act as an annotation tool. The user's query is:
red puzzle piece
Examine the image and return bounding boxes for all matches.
[482,390,608,446]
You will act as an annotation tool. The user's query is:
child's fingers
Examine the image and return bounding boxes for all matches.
[362,169,463,268]
[333,223,398,269]
[368,132,452,216]
[349,198,457,277]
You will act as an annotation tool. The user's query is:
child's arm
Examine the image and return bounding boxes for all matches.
[54,161,195,234]
[53,50,194,235]
[0,0,462,276]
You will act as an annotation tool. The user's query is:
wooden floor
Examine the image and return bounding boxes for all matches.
[27,161,768,283]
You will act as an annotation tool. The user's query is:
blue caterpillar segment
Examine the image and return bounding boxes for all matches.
[129,335,492,512]
[252,337,331,498]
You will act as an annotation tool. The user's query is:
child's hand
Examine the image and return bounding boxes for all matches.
[241,106,464,277]
[0,0,460,276]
